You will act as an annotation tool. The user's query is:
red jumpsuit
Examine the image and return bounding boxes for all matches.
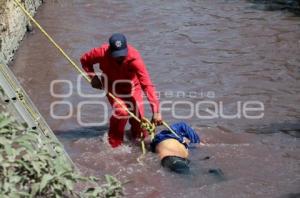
[80,44,160,147]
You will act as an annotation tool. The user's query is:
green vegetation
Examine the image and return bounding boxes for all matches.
[0,112,123,197]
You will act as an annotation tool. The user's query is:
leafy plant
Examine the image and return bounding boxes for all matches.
[83,175,123,198]
[0,112,123,197]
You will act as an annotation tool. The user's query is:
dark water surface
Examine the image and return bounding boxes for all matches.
[10,0,299,197]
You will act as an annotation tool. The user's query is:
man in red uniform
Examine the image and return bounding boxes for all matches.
[80,33,162,148]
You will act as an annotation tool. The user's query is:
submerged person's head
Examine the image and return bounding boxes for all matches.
[161,156,190,174]
[109,33,128,63]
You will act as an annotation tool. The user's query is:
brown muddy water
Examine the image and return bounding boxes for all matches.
[9,0,300,197]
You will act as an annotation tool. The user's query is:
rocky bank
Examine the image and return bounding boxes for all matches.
[0,0,43,65]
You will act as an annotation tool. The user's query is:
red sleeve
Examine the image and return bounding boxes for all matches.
[80,47,104,79]
[132,56,160,113]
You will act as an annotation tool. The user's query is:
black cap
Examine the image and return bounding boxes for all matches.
[109,33,128,57]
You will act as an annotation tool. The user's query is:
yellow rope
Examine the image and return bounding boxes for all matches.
[0,65,39,123]
[13,0,180,155]
[13,0,90,83]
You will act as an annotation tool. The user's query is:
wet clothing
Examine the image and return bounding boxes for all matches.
[161,156,190,174]
[150,122,200,152]
[80,44,160,147]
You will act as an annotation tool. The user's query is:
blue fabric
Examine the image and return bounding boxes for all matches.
[150,122,200,152]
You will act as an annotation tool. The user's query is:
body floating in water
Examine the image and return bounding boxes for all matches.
[150,122,200,174]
